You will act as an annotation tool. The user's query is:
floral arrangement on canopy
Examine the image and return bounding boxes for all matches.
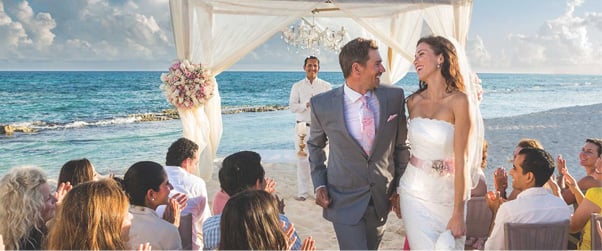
[160,60,216,109]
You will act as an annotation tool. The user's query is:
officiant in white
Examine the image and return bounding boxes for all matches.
[289,56,332,201]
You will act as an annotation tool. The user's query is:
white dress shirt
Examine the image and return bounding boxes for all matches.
[289,77,332,122]
[343,84,380,145]
[157,165,212,250]
[484,187,571,250]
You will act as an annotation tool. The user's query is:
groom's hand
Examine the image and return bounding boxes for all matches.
[315,187,331,208]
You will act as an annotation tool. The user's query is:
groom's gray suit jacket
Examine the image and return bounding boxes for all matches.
[308,84,410,225]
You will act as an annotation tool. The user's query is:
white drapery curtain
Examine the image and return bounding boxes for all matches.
[167,0,473,180]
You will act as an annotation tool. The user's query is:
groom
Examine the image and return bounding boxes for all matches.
[307,37,410,250]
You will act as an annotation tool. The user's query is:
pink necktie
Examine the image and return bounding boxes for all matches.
[360,95,375,155]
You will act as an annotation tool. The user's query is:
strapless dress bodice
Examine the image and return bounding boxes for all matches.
[408,117,454,161]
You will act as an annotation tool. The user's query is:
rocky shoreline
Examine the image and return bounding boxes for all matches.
[1,105,289,135]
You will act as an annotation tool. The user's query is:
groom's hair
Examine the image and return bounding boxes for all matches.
[166,137,199,166]
[518,147,555,187]
[219,151,265,196]
[339,37,378,79]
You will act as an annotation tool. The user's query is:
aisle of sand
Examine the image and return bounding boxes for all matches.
[205,103,602,250]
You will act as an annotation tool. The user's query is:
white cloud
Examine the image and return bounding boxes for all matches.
[5,0,56,49]
[0,0,173,68]
[466,35,492,69]
[481,0,602,74]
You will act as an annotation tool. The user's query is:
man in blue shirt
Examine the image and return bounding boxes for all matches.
[202,151,302,250]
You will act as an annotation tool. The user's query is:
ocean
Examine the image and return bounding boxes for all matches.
[1,71,602,178]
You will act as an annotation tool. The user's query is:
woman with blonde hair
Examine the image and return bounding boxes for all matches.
[45,179,135,250]
[0,166,56,250]
[58,158,96,186]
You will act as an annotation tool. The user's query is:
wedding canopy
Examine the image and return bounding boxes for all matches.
[168,0,474,180]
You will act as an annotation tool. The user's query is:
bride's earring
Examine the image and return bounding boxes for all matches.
[436,64,441,69]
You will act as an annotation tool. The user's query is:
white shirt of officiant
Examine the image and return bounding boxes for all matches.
[289,77,331,123]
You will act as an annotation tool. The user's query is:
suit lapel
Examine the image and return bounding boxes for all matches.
[372,87,389,156]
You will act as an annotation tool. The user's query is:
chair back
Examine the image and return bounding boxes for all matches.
[178,214,193,250]
[466,196,493,238]
[591,213,602,250]
[504,219,569,250]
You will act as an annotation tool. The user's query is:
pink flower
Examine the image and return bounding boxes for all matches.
[160,60,215,109]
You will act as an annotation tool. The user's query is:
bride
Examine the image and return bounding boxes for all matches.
[397,35,483,249]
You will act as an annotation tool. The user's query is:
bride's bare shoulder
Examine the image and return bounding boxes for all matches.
[406,92,423,105]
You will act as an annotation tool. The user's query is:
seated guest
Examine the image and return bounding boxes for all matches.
[557,138,602,206]
[558,142,602,250]
[160,137,211,250]
[0,166,57,250]
[203,151,301,250]
[45,179,143,250]
[220,189,314,250]
[494,138,544,200]
[58,158,96,186]
[484,148,571,250]
[124,161,183,250]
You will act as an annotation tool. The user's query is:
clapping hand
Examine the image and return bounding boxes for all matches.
[137,242,151,251]
[558,155,577,188]
[0,234,5,251]
[300,236,315,251]
[275,194,286,214]
[284,222,297,250]
[486,191,505,215]
[264,178,277,194]
[493,167,508,199]
[171,193,188,209]
[54,182,72,206]
[163,194,186,227]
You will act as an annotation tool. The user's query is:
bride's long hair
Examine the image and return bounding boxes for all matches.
[413,35,466,95]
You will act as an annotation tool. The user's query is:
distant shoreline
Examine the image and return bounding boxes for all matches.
[0,105,289,135]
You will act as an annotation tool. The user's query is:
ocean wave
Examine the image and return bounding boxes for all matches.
[1,105,289,134]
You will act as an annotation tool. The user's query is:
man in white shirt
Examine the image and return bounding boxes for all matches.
[289,55,332,201]
[484,147,571,250]
[161,137,212,250]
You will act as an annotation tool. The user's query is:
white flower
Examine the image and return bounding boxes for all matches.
[160,60,215,109]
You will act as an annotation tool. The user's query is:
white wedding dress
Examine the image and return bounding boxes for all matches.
[398,117,465,250]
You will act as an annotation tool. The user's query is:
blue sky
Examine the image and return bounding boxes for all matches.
[0,0,600,74]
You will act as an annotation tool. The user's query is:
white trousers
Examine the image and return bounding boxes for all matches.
[294,123,312,198]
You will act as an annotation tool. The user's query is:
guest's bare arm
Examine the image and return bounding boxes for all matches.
[569,198,601,233]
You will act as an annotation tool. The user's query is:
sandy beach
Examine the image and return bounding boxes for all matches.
[203,103,602,250]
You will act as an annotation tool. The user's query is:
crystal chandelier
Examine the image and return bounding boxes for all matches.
[281,15,347,55]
